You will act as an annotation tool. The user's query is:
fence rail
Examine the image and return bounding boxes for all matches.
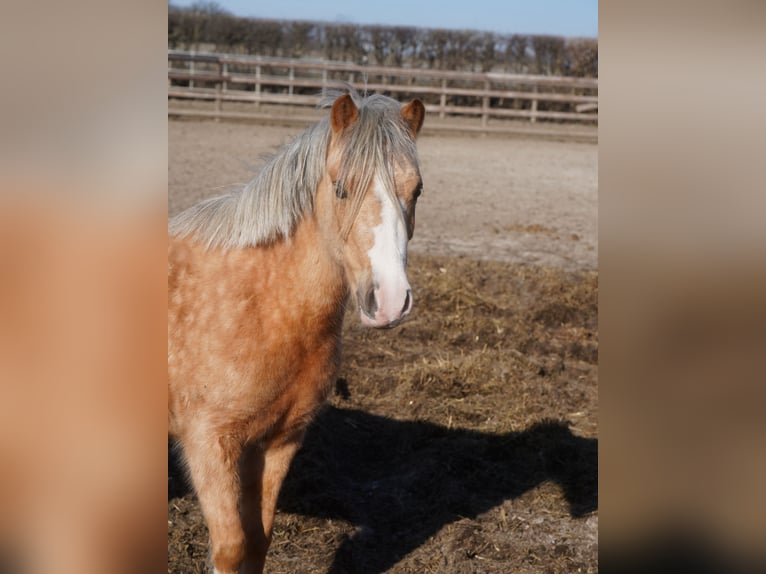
[168,50,598,136]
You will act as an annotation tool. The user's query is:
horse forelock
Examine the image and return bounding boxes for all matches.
[334,94,421,240]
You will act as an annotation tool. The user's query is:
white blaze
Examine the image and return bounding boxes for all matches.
[367,176,411,322]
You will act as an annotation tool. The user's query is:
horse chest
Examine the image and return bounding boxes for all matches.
[169,243,344,433]
[214,308,342,441]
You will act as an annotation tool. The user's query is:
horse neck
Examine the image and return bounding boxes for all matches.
[262,213,348,320]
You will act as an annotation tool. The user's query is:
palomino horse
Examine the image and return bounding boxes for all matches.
[168,91,425,573]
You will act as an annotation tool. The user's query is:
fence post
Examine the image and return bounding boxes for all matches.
[255,64,261,108]
[222,61,228,92]
[189,55,195,89]
[481,80,490,128]
[530,84,538,123]
[289,66,294,96]
[215,61,222,121]
[439,78,447,119]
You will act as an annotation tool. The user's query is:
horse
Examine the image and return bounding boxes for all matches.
[168,90,425,574]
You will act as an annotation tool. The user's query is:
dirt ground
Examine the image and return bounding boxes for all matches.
[168,117,598,573]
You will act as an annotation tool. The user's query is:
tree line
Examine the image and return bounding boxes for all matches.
[168,2,598,77]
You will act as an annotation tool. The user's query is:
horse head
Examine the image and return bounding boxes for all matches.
[319,93,425,329]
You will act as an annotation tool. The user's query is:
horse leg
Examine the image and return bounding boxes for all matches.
[181,431,245,574]
[239,430,304,574]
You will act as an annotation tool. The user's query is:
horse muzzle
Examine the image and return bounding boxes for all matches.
[358,284,413,329]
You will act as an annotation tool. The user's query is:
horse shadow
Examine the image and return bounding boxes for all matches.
[169,401,597,573]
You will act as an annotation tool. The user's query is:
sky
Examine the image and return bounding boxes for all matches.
[169,0,598,38]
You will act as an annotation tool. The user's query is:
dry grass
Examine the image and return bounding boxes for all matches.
[168,253,598,573]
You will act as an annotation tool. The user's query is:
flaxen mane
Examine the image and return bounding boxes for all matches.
[169,90,420,250]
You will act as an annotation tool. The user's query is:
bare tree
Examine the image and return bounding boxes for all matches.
[420,28,450,69]
[369,26,394,66]
[444,30,476,70]
[564,38,598,78]
[504,34,529,73]
[285,21,315,58]
[531,35,566,75]
[478,32,497,72]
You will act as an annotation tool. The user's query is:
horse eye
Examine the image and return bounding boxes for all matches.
[334,181,348,200]
[413,182,423,200]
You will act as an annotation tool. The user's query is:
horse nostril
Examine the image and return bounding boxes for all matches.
[365,288,378,316]
[402,290,412,315]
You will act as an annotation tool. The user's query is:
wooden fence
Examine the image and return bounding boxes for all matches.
[168,50,598,138]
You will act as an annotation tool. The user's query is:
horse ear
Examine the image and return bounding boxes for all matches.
[401,99,425,137]
[330,94,359,133]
